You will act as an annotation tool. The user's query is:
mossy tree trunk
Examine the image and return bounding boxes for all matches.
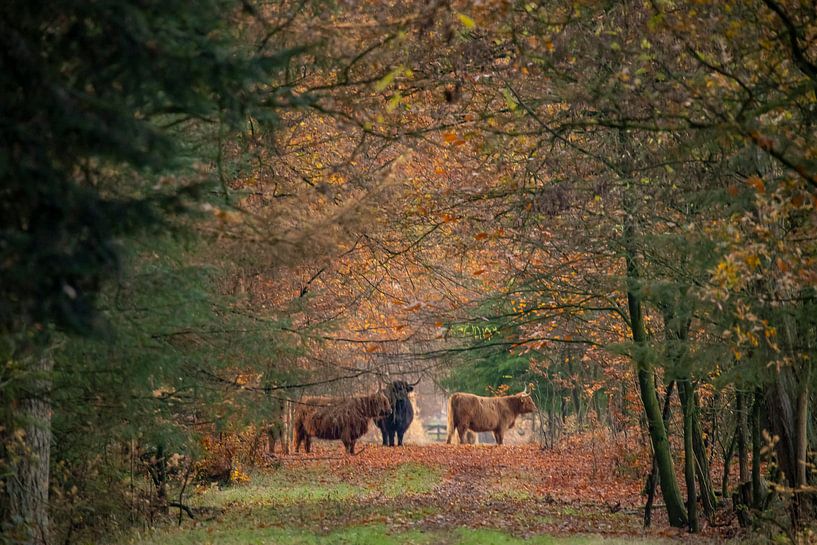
[623,181,688,528]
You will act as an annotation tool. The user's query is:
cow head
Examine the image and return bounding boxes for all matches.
[515,386,536,414]
[390,380,414,397]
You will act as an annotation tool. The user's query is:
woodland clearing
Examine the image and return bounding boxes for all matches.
[121,434,732,545]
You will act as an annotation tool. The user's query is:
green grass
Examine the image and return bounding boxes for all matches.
[191,468,366,508]
[489,487,534,501]
[125,524,676,545]
[127,524,435,545]
[452,529,676,545]
[192,461,442,510]
[383,462,442,497]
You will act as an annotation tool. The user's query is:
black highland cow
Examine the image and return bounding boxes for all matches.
[375,380,417,447]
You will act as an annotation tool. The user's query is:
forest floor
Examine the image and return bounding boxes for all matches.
[124,433,736,545]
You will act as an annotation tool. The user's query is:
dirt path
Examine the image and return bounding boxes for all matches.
[268,436,707,539]
[129,434,732,544]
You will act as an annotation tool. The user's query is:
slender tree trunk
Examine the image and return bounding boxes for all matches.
[722,432,736,499]
[688,391,717,516]
[751,388,764,509]
[709,392,719,469]
[634,364,687,526]
[736,390,749,485]
[795,387,809,489]
[680,380,699,532]
[2,350,52,545]
[644,380,674,528]
[734,390,752,527]
[624,179,687,528]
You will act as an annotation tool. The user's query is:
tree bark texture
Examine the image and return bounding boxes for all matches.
[680,380,699,532]
[1,352,52,545]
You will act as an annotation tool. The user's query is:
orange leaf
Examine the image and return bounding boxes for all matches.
[747,175,765,193]
[443,132,458,143]
[366,344,378,352]
[474,232,489,240]
[472,269,486,276]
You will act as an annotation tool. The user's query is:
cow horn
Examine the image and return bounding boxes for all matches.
[410,375,421,386]
[521,383,529,395]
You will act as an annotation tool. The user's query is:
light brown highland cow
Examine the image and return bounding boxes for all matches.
[446,388,536,445]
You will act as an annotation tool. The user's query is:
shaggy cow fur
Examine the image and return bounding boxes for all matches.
[446,391,536,445]
[294,392,391,454]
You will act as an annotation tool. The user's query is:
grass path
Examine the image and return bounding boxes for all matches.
[122,436,726,544]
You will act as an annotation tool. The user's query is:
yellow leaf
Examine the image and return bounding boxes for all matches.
[386,92,402,112]
[456,12,476,29]
[374,68,399,92]
[744,254,760,269]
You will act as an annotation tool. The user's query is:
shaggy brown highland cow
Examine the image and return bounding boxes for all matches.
[294,392,391,454]
[446,388,536,445]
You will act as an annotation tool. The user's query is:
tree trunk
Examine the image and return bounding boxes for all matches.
[624,178,687,528]
[1,350,52,545]
[722,432,736,499]
[734,390,752,527]
[751,388,764,509]
[687,390,717,516]
[795,386,809,489]
[644,380,674,528]
[635,365,687,526]
[680,380,699,532]
[736,390,749,485]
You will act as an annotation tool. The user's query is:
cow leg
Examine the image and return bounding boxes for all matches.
[305,436,312,453]
[294,430,302,453]
[397,430,405,446]
[346,439,356,455]
[493,429,504,445]
[378,421,388,446]
[446,425,456,444]
[388,430,396,447]
[457,425,468,444]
